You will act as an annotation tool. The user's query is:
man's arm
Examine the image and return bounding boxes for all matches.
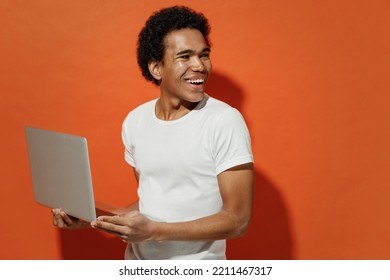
[92,163,254,242]
[123,168,139,212]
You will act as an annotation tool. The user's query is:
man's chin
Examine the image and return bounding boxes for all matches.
[186,92,205,103]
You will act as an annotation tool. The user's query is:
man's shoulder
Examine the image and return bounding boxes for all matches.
[200,95,248,132]
[204,95,231,110]
[131,99,157,114]
[201,95,234,116]
[124,99,156,122]
[202,95,242,120]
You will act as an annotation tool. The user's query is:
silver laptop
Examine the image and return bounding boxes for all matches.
[25,127,124,222]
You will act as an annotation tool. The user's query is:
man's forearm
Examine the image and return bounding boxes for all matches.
[149,209,251,241]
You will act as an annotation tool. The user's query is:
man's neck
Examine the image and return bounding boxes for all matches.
[155,96,200,121]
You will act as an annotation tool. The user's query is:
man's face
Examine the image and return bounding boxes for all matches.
[156,28,211,103]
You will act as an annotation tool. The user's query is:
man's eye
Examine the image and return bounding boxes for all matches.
[200,53,210,59]
[179,55,190,59]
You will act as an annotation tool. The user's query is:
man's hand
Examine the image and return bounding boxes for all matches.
[52,208,90,229]
[91,210,156,243]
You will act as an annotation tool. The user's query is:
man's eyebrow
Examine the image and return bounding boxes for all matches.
[175,47,211,56]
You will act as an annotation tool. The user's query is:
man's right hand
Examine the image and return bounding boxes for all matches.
[52,209,90,229]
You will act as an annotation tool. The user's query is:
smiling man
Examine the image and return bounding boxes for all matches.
[53,6,254,260]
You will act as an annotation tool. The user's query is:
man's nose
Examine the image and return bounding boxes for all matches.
[190,56,205,71]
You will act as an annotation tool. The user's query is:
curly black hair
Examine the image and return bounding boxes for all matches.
[137,6,211,85]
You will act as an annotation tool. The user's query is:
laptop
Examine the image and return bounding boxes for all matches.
[25,127,124,222]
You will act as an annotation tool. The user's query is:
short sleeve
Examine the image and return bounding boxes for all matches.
[122,115,136,167]
[213,108,253,174]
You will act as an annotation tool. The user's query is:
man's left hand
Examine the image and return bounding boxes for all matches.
[91,210,155,243]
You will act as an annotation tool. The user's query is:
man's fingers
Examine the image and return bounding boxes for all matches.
[52,209,76,228]
[95,220,122,232]
[93,218,133,238]
[97,215,124,225]
[53,209,65,228]
[55,216,65,228]
[60,211,74,225]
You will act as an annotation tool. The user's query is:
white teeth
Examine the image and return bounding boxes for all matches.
[187,79,204,84]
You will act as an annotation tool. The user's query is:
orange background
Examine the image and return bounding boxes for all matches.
[1,0,389,259]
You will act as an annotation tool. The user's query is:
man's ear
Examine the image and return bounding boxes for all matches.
[148,61,162,81]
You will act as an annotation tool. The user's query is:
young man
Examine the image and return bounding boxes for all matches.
[53,6,254,260]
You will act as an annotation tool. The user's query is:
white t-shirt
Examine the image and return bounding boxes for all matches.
[121,94,253,260]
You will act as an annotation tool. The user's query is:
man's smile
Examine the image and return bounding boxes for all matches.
[186,78,205,85]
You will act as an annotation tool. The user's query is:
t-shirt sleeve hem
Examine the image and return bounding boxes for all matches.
[215,155,254,175]
[125,154,136,167]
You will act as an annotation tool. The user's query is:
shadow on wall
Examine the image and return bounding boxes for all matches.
[59,229,125,259]
[227,169,293,259]
[208,71,294,259]
[57,71,293,260]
